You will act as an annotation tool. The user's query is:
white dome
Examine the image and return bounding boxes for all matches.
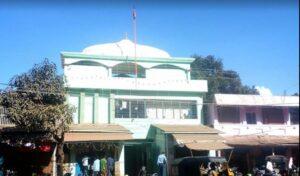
[82,39,171,58]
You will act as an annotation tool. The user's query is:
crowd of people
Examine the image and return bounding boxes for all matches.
[199,162,235,176]
[71,155,115,176]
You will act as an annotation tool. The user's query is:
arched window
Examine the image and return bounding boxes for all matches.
[151,64,186,70]
[70,60,108,67]
[112,63,145,78]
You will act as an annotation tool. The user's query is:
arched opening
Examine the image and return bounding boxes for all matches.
[70,60,108,68]
[112,63,145,78]
[151,64,186,71]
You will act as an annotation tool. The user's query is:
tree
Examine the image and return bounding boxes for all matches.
[191,55,258,100]
[0,59,73,175]
[191,55,258,123]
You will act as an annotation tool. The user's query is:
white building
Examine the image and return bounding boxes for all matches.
[62,39,229,175]
[208,94,299,173]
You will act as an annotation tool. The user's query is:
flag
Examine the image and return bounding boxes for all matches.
[132,8,137,20]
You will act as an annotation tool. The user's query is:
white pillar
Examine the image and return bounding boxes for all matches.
[209,150,216,157]
[186,70,191,82]
[240,107,246,125]
[197,98,203,124]
[285,108,291,125]
[217,150,221,157]
[119,145,125,176]
[108,67,112,77]
[256,107,263,125]
[52,145,57,176]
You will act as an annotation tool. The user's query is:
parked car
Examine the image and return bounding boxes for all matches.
[171,156,227,176]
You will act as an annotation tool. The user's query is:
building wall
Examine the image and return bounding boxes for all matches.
[63,59,207,92]
[67,90,204,139]
[146,68,187,80]
[63,56,208,176]
[209,105,299,136]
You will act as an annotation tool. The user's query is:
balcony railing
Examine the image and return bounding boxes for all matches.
[65,76,208,92]
[214,123,299,136]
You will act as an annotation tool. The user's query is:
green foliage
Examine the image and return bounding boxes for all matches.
[191,55,258,101]
[191,55,258,124]
[0,59,73,141]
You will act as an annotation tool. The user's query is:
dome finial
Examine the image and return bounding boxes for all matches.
[125,32,128,40]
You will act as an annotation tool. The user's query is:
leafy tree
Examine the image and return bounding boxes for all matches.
[191,55,258,123]
[0,59,73,175]
[191,55,258,99]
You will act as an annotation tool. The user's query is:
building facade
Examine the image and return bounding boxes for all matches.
[208,94,299,173]
[62,39,229,175]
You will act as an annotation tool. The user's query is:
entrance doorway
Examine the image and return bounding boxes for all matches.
[125,144,147,176]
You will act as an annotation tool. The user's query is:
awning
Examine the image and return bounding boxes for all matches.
[0,125,53,143]
[224,135,299,146]
[153,124,232,151]
[173,133,232,151]
[64,124,133,142]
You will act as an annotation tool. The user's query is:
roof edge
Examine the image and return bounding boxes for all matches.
[60,51,195,64]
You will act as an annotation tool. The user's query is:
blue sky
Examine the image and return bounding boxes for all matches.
[0,1,299,95]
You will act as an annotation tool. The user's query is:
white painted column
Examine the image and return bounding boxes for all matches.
[240,107,246,125]
[217,150,221,157]
[109,94,115,124]
[284,108,291,125]
[119,145,125,176]
[108,67,112,77]
[256,107,263,125]
[52,145,57,176]
[186,70,191,82]
[209,150,216,157]
[197,98,203,124]
[213,106,219,125]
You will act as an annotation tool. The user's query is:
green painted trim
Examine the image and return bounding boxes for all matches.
[201,105,204,125]
[109,94,115,124]
[67,88,204,97]
[70,60,109,68]
[93,93,99,124]
[79,92,85,123]
[151,64,187,71]
[61,52,194,64]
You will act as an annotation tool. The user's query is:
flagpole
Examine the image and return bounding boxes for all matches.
[132,7,138,86]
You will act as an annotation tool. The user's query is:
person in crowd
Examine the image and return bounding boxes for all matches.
[74,162,83,176]
[93,156,101,176]
[100,156,107,176]
[208,162,218,176]
[138,166,147,176]
[82,155,90,176]
[199,163,208,176]
[157,152,167,176]
[107,156,115,176]
[266,159,274,174]
[220,162,234,176]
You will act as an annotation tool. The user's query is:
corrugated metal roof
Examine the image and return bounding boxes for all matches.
[64,132,133,142]
[153,124,221,134]
[65,124,133,142]
[68,124,132,133]
[185,142,232,151]
[153,125,231,150]
[173,133,232,150]
[215,94,299,107]
[224,135,299,146]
